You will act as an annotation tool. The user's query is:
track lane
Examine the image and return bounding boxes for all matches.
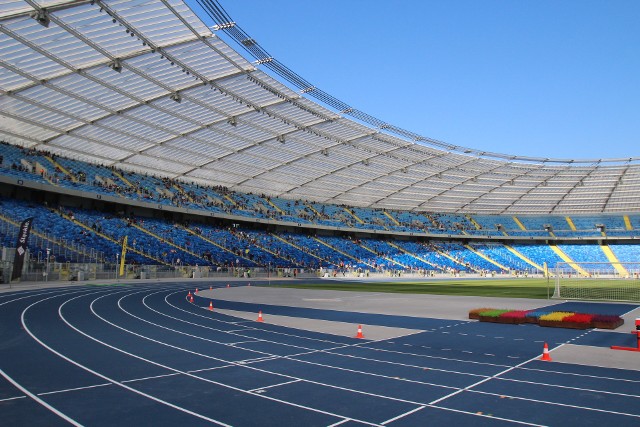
[22,288,233,426]
[4,282,640,426]
[61,288,370,425]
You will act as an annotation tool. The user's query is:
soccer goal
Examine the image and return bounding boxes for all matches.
[553,262,640,302]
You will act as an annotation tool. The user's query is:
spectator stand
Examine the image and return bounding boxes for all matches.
[358,239,409,270]
[384,241,443,272]
[64,209,170,266]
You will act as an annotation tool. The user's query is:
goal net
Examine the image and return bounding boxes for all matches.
[553,262,640,302]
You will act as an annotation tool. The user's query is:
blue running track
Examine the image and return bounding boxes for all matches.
[1,282,639,426]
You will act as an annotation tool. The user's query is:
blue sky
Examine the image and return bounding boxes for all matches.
[188,1,639,161]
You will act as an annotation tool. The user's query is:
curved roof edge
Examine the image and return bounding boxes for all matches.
[198,0,639,167]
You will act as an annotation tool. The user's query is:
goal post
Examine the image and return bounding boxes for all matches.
[553,262,640,302]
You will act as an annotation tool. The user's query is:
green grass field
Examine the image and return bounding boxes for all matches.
[274,278,554,299]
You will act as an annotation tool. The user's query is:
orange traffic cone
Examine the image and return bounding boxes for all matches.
[540,342,552,361]
[189,295,194,303]
[195,288,199,294]
[187,291,192,297]
[257,310,264,322]
[209,301,214,311]
[210,286,213,291]
[227,284,230,288]
[355,324,364,339]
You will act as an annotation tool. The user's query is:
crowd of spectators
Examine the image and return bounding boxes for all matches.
[0,142,633,239]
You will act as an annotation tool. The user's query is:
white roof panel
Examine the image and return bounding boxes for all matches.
[51,134,132,159]
[0,0,638,214]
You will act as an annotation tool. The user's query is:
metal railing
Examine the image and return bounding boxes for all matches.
[0,221,105,264]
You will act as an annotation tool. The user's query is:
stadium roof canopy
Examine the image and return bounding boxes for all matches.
[1,0,639,214]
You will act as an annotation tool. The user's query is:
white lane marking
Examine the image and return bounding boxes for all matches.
[326,419,354,427]
[236,356,280,364]
[0,288,72,307]
[516,366,640,385]
[121,373,181,384]
[282,355,459,391]
[91,293,431,407]
[249,379,301,393]
[320,350,487,380]
[0,288,116,426]
[495,377,640,399]
[279,330,424,360]
[158,290,347,346]
[154,288,531,385]
[187,365,237,373]
[32,366,236,399]
[37,382,112,396]
[228,340,261,346]
[428,344,557,406]
[22,290,233,427]
[121,288,640,425]
[22,285,615,427]
[154,289,423,362]
[138,290,335,352]
[59,291,381,426]
[120,292,314,353]
[428,404,542,426]
[0,364,82,426]
[335,343,513,369]
[115,287,533,414]
[470,389,640,419]
[28,284,608,425]
[0,395,27,403]
[380,405,425,425]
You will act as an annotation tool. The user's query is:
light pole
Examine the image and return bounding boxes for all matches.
[116,253,119,281]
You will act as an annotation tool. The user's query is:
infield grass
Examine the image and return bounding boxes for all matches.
[274,278,554,299]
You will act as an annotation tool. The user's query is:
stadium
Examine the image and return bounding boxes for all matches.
[0,0,639,425]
